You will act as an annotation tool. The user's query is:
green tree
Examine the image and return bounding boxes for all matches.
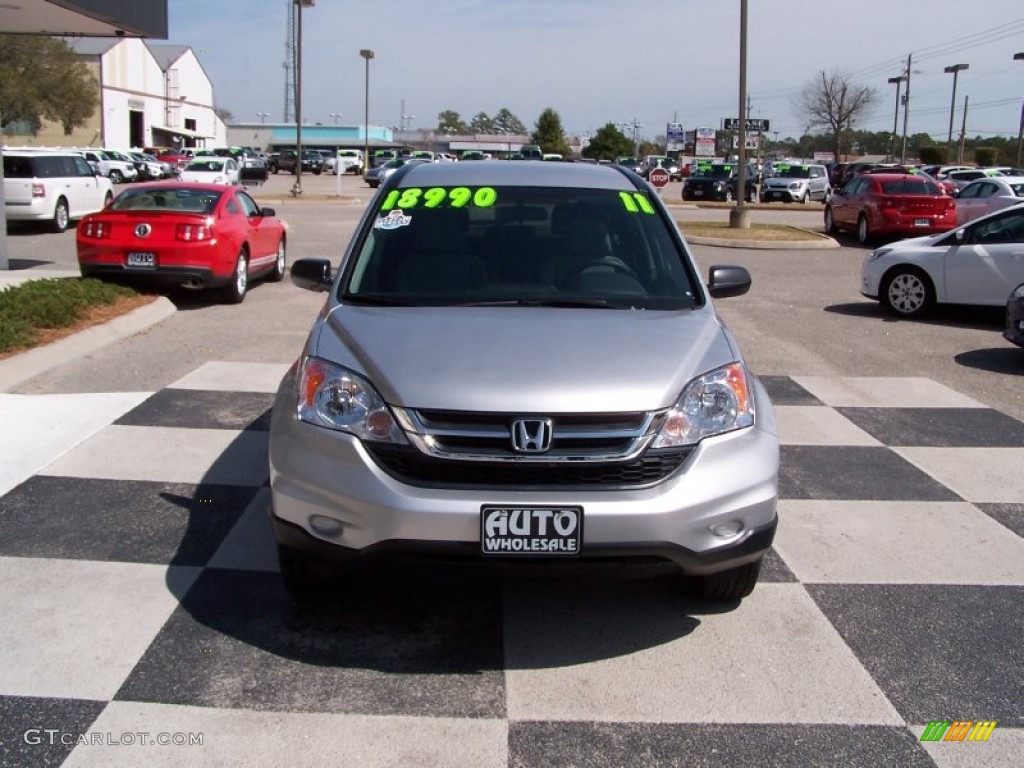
[793,70,877,162]
[436,110,468,134]
[0,35,98,135]
[469,111,494,133]
[530,108,570,156]
[581,122,633,160]
[492,107,526,135]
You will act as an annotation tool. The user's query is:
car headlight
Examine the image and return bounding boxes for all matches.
[296,357,407,443]
[788,182,801,190]
[867,247,893,261]
[651,363,754,448]
[1012,284,1024,299]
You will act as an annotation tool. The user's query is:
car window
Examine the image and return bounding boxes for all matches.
[879,180,940,195]
[3,156,34,178]
[236,191,261,216]
[73,157,94,177]
[343,185,699,310]
[976,182,998,198]
[111,188,223,212]
[969,209,1024,244]
[958,182,980,199]
[1010,183,1024,198]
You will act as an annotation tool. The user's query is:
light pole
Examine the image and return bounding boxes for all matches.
[617,120,642,158]
[943,63,969,161]
[729,0,749,229]
[257,112,270,124]
[329,113,343,125]
[360,49,374,175]
[292,0,315,198]
[1016,52,1024,166]
[887,76,906,163]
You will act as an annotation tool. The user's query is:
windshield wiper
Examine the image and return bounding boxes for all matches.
[343,293,414,306]
[458,298,622,309]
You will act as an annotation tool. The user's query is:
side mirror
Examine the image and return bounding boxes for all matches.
[707,265,751,299]
[260,207,276,217]
[290,258,333,292]
[954,228,966,244]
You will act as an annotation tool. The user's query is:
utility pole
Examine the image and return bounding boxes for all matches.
[958,95,969,165]
[730,0,749,229]
[900,53,912,164]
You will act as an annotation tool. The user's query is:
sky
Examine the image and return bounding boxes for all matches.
[168,0,1024,143]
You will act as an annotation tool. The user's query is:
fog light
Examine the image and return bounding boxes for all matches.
[710,520,744,538]
[309,515,343,538]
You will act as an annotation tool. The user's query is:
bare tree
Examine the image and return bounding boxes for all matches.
[793,70,877,161]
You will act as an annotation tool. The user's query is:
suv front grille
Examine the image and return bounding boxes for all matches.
[365,444,692,488]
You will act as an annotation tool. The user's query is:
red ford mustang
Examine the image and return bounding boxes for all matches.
[77,182,287,303]
[825,173,956,245]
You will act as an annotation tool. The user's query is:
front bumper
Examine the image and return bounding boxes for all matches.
[268,373,780,576]
[78,240,234,288]
[761,187,802,202]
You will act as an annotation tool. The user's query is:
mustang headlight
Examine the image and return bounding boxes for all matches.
[297,357,407,443]
[651,363,754,448]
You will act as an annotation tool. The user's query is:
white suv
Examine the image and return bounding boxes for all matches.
[3,150,114,232]
[78,149,138,184]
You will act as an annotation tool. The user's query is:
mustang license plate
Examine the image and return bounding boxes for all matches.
[126,252,155,268]
[480,506,582,556]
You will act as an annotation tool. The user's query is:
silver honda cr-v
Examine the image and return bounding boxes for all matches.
[270,160,778,601]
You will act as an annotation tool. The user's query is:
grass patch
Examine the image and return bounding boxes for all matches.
[0,278,147,355]
[677,220,823,241]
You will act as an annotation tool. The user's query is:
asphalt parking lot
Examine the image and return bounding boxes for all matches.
[1,171,1022,766]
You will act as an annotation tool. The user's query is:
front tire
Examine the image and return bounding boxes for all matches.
[800,191,810,204]
[857,214,872,245]
[824,206,837,235]
[103,191,113,208]
[50,197,69,233]
[881,268,935,318]
[222,249,249,304]
[109,169,123,184]
[266,238,286,282]
[695,558,762,601]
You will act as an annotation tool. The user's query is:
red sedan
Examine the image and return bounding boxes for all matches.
[77,183,287,303]
[825,173,956,245]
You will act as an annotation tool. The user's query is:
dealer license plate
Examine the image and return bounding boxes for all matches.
[693,189,704,196]
[914,218,929,227]
[126,252,155,268]
[480,506,582,556]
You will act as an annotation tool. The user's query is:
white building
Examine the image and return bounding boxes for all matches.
[20,38,225,150]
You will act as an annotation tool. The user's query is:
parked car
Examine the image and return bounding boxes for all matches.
[945,168,1004,193]
[268,150,323,175]
[839,162,882,186]
[760,163,831,203]
[921,164,974,180]
[860,202,1024,318]
[681,163,757,202]
[614,156,644,175]
[954,176,1024,225]
[178,157,240,185]
[363,157,428,187]
[327,149,364,175]
[641,155,681,181]
[1006,282,1024,347]
[270,160,778,601]
[79,149,138,184]
[76,183,287,303]
[125,151,168,181]
[3,149,114,233]
[825,173,956,244]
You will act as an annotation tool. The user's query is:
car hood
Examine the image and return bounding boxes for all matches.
[765,177,808,187]
[312,305,737,413]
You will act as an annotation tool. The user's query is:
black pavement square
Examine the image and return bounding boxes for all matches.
[977,503,1024,538]
[758,375,824,406]
[779,445,962,501]
[508,722,937,768]
[0,695,106,768]
[0,476,255,565]
[807,584,1024,726]
[114,389,274,431]
[115,566,507,717]
[837,407,1024,447]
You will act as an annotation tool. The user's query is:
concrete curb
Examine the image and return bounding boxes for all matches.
[0,296,177,392]
[684,229,840,250]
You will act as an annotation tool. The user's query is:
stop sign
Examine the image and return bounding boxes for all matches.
[648,168,670,188]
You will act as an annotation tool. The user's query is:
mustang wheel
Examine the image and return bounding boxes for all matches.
[857,214,871,245]
[222,250,249,304]
[881,268,934,318]
[267,238,287,282]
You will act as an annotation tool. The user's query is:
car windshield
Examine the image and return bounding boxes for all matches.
[774,166,811,178]
[693,165,733,179]
[879,180,941,195]
[342,185,699,310]
[111,187,223,212]
[184,160,226,172]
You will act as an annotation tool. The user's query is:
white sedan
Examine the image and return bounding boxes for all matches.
[178,157,239,185]
[955,176,1024,225]
[861,202,1024,318]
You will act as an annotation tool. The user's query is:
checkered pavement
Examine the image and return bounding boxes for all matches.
[0,362,1021,767]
